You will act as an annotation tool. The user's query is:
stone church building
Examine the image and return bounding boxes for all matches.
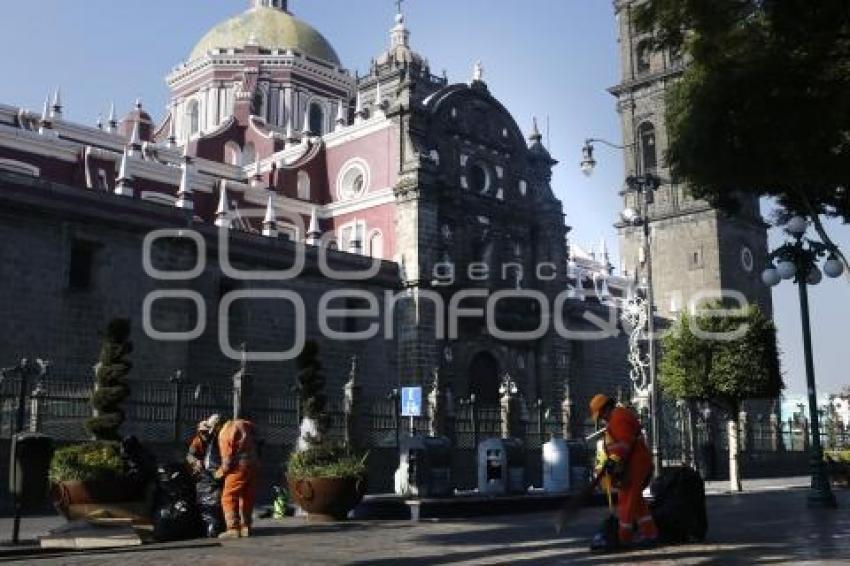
[0,0,634,438]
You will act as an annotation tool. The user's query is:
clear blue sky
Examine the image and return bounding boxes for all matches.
[1,0,847,396]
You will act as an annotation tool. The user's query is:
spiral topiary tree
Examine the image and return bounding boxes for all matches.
[85,318,133,441]
[295,340,327,450]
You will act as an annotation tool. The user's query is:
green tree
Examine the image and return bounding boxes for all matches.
[634,0,850,263]
[85,319,133,441]
[295,340,327,450]
[660,305,782,490]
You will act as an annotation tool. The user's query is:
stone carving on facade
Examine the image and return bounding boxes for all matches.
[499,371,519,439]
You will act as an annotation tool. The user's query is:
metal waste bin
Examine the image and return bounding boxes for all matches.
[477,438,524,495]
[9,432,54,543]
[9,432,54,509]
[394,436,452,497]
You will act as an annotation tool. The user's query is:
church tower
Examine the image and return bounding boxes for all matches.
[610,0,772,320]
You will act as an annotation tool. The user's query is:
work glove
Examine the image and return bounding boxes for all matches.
[214,467,226,481]
[603,457,625,481]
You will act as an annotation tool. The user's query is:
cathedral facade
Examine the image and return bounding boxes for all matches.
[0,0,631,436]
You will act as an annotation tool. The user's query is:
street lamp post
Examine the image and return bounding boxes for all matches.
[762,215,843,508]
[581,138,663,475]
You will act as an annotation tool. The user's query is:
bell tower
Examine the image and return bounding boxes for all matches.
[610,0,772,320]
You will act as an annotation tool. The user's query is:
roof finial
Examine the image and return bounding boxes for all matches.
[354,91,365,124]
[472,61,484,83]
[39,95,52,134]
[335,99,347,131]
[215,180,230,228]
[115,148,134,197]
[51,87,63,120]
[167,112,177,148]
[175,157,194,210]
[128,121,141,157]
[306,206,321,245]
[529,117,542,142]
[107,102,117,133]
[262,193,278,238]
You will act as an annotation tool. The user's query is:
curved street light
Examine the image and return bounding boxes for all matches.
[762,215,843,508]
[580,137,664,476]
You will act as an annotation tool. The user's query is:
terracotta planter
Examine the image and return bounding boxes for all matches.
[51,479,148,521]
[288,476,366,522]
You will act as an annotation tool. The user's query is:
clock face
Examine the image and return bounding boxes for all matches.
[740,246,755,273]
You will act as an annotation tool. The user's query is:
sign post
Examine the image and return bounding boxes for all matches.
[401,386,422,435]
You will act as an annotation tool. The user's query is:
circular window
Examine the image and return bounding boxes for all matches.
[469,163,490,194]
[337,159,370,201]
[740,246,754,273]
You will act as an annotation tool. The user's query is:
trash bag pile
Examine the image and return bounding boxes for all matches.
[152,463,203,542]
[195,472,225,538]
[121,436,157,496]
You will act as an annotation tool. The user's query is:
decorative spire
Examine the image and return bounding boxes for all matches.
[107,102,117,133]
[215,180,230,228]
[51,87,63,120]
[135,97,143,111]
[375,80,387,113]
[114,148,134,197]
[354,91,365,124]
[252,0,287,10]
[262,193,278,237]
[175,149,193,210]
[306,206,321,245]
[529,117,542,143]
[335,99,347,131]
[390,0,410,49]
[472,61,484,83]
[251,159,263,188]
[38,95,51,134]
[167,112,177,148]
[127,121,141,157]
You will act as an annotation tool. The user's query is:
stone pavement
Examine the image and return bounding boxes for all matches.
[0,486,848,565]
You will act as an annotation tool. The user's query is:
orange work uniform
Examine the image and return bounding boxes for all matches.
[218,419,259,531]
[187,433,207,471]
[603,406,659,543]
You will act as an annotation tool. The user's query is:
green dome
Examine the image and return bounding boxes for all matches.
[189,7,341,65]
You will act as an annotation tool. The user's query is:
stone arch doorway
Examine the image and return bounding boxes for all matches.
[468,351,500,404]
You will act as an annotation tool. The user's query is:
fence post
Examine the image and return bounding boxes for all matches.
[561,396,573,440]
[170,370,184,443]
[29,382,46,433]
[802,418,810,452]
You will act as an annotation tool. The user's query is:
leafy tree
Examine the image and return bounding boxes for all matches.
[660,305,782,490]
[295,340,327,449]
[634,0,850,263]
[85,319,133,441]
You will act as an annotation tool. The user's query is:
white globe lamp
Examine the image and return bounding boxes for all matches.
[786,216,808,237]
[776,260,797,280]
[807,266,823,286]
[824,256,844,278]
[761,266,781,287]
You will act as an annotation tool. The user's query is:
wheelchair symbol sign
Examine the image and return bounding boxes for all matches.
[401,387,422,418]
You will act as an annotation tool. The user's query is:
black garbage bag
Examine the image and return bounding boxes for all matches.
[152,463,203,542]
[196,472,225,538]
[650,466,708,543]
[121,436,157,493]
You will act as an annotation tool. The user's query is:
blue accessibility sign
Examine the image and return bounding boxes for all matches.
[401,386,422,417]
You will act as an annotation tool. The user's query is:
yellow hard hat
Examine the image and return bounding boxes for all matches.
[589,394,611,421]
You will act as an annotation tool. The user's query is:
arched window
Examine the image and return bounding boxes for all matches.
[224,141,242,166]
[243,142,256,165]
[187,100,200,138]
[368,230,384,259]
[638,122,657,172]
[309,102,324,135]
[636,40,652,74]
[297,171,311,200]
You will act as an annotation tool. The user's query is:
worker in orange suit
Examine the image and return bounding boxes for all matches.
[215,418,259,538]
[590,394,659,548]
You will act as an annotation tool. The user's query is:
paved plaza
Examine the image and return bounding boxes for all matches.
[0,481,847,565]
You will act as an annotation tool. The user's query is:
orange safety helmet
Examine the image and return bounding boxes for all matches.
[589,394,612,422]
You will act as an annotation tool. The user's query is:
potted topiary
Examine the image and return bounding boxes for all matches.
[287,341,367,521]
[50,319,148,520]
